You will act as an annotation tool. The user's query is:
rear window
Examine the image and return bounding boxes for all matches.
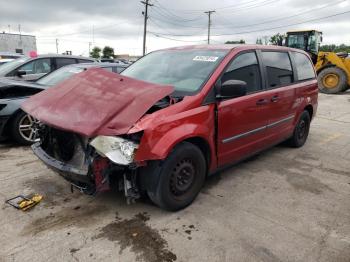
[291,52,316,81]
[262,51,293,88]
[78,59,93,63]
[56,58,76,68]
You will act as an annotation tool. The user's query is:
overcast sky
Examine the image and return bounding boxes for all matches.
[0,0,349,56]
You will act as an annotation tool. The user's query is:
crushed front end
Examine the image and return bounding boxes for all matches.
[33,125,143,202]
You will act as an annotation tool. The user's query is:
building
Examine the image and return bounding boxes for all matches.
[115,54,141,62]
[0,33,37,55]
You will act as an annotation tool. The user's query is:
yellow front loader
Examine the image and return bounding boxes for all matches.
[286,30,350,94]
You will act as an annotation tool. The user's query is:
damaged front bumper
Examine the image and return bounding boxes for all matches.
[32,142,91,185]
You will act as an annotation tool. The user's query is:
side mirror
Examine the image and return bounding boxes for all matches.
[17,70,27,77]
[218,80,247,99]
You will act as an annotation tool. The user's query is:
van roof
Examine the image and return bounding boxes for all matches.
[163,44,301,52]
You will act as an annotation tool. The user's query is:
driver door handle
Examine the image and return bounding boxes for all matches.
[271,95,279,102]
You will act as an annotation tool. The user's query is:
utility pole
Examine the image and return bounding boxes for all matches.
[55,39,59,54]
[141,0,153,56]
[89,42,92,56]
[204,10,215,44]
[92,25,95,46]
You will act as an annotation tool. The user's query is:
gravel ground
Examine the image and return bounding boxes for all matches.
[0,93,349,262]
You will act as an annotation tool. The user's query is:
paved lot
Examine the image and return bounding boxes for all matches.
[0,93,349,262]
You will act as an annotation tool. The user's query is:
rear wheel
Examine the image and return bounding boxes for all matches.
[318,67,348,94]
[10,111,40,145]
[148,142,206,211]
[288,111,311,148]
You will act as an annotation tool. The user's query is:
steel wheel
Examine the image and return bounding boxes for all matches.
[147,142,206,211]
[288,111,310,148]
[18,113,40,142]
[169,159,196,197]
[297,119,307,140]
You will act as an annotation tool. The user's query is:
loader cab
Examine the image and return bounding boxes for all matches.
[286,30,322,64]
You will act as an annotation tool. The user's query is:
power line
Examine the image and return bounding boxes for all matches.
[149,31,206,42]
[148,9,350,38]
[150,8,207,29]
[152,0,205,22]
[211,9,350,36]
[213,0,346,29]
[149,17,206,37]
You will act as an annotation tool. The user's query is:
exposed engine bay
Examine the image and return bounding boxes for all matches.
[34,125,144,203]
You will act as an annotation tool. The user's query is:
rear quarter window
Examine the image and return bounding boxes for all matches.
[291,52,316,81]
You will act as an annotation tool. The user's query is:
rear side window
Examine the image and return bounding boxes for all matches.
[56,58,76,68]
[78,59,93,63]
[291,52,316,81]
[262,51,293,88]
[222,52,262,94]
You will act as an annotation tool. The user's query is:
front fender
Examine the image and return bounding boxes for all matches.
[134,104,216,169]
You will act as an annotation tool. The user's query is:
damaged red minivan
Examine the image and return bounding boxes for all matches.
[22,45,318,211]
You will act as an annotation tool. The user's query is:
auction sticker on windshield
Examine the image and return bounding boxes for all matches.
[193,56,219,62]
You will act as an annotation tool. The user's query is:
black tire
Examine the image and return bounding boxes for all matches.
[148,142,206,211]
[288,111,311,148]
[10,110,38,145]
[318,67,348,94]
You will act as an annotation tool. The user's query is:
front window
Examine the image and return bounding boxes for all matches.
[121,49,229,95]
[36,66,84,86]
[307,33,318,53]
[0,57,30,76]
[287,34,305,50]
[19,58,52,75]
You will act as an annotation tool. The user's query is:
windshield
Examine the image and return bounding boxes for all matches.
[0,57,29,76]
[36,66,84,86]
[287,34,305,50]
[121,49,228,95]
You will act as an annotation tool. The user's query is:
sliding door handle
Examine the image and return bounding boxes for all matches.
[256,99,269,106]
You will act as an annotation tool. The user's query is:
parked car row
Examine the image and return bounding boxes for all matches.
[0,62,127,144]
[21,44,318,211]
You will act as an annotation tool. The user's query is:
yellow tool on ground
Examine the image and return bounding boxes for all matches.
[286,30,350,94]
[5,194,43,211]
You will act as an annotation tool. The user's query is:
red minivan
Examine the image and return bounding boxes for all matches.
[23,45,318,211]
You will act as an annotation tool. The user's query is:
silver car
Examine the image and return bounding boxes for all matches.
[0,54,95,81]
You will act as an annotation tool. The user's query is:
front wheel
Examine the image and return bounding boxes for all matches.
[288,111,311,148]
[148,142,206,211]
[318,67,348,94]
[10,110,40,145]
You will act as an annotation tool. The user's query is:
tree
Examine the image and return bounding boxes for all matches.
[102,46,115,58]
[90,46,101,59]
[269,33,285,46]
[319,44,350,53]
[256,38,263,45]
[225,39,245,44]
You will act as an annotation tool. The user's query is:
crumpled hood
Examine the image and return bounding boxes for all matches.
[22,68,173,137]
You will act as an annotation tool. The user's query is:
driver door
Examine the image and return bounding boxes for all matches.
[217,51,271,166]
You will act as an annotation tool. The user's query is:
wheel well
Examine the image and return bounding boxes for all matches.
[2,109,22,136]
[316,64,335,74]
[304,105,313,119]
[184,137,211,170]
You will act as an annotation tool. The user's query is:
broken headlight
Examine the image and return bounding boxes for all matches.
[89,136,139,165]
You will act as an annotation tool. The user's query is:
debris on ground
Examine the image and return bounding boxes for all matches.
[5,194,43,211]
